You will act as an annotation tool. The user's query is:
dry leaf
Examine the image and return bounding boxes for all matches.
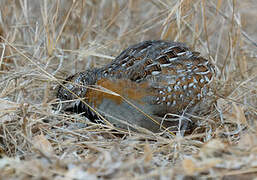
[32,134,54,156]
[182,158,196,175]
[144,143,153,163]
[65,167,98,180]
[231,103,247,125]
[0,99,19,123]
[238,133,255,149]
[200,139,225,158]
[217,99,247,125]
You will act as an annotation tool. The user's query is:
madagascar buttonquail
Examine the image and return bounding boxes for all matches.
[57,40,215,132]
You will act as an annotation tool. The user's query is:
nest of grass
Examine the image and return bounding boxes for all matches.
[0,0,256,179]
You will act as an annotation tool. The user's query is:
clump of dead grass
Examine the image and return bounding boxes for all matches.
[0,0,256,179]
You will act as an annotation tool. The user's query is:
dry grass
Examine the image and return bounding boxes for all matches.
[0,0,256,179]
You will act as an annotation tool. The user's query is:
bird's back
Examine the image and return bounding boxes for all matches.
[57,40,215,132]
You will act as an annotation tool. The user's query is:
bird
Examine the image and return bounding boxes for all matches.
[57,40,215,133]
